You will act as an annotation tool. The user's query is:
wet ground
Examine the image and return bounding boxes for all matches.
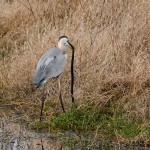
[0,106,69,150]
[0,106,150,150]
[0,118,66,150]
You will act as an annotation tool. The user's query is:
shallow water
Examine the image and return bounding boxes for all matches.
[0,106,69,150]
[0,117,69,150]
[0,106,150,150]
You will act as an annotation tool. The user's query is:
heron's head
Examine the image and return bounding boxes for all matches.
[58,35,74,50]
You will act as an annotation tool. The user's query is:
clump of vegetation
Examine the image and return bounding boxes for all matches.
[50,106,113,131]
[29,105,150,140]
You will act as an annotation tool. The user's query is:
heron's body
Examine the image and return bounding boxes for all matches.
[32,35,74,121]
[32,48,67,88]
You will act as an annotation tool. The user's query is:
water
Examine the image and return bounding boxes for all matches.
[0,106,150,150]
[0,117,69,150]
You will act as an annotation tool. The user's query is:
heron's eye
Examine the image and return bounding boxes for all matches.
[64,43,67,46]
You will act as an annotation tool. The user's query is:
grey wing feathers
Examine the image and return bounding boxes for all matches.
[32,48,66,86]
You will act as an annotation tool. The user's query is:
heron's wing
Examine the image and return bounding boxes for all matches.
[45,52,66,80]
[32,48,66,84]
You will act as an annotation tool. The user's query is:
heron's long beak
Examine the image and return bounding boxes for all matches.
[68,41,75,50]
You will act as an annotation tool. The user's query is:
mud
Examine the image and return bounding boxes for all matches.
[0,106,150,150]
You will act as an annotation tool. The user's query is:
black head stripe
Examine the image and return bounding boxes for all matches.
[58,35,68,41]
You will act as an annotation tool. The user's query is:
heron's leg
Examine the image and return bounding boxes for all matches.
[41,139,44,150]
[40,85,46,121]
[58,77,65,113]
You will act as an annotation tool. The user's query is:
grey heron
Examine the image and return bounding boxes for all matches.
[32,35,75,121]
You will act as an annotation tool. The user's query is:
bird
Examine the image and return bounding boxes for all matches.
[32,35,75,121]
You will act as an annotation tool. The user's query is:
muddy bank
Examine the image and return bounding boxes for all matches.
[0,117,68,150]
[0,105,150,150]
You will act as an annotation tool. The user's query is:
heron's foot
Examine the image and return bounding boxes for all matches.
[59,96,65,113]
[41,93,46,101]
[72,103,77,109]
[62,108,66,113]
[40,115,44,122]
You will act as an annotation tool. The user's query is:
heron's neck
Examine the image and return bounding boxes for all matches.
[58,41,67,51]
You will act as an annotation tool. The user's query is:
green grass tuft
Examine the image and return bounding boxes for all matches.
[114,117,141,138]
[47,106,148,139]
[50,106,113,131]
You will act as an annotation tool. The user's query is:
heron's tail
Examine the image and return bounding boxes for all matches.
[34,79,45,89]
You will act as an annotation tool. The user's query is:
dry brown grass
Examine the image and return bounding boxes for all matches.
[0,0,150,119]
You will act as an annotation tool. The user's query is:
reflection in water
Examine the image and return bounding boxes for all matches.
[0,117,68,150]
[0,112,150,150]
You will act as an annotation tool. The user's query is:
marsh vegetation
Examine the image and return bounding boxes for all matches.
[0,0,150,146]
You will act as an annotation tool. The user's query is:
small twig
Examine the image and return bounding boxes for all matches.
[79,0,106,27]
[78,0,128,48]
[20,0,36,22]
